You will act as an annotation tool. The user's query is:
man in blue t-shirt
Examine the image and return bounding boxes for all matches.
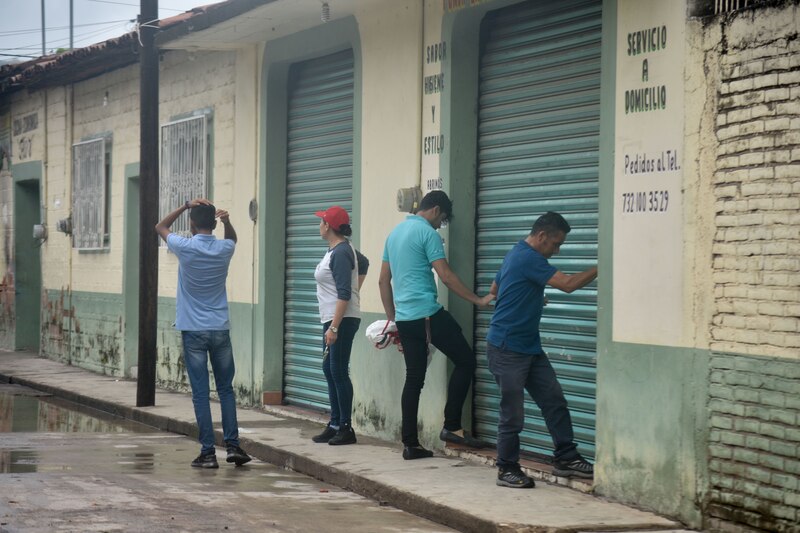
[379,190,494,460]
[156,198,251,469]
[487,211,597,488]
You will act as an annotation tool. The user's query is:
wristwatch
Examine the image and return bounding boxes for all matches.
[329,325,338,333]
[184,200,191,209]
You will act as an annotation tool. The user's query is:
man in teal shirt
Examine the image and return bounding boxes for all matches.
[379,191,493,459]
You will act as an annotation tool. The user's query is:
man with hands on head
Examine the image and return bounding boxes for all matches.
[155,198,251,469]
[379,190,494,460]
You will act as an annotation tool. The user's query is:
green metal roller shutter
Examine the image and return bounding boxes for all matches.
[473,0,601,461]
[283,49,355,409]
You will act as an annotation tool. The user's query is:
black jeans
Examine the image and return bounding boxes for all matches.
[396,308,476,447]
[486,342,578,468]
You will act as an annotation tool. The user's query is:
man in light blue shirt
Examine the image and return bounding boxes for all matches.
[379,190,493,460]
[156,198,250,469]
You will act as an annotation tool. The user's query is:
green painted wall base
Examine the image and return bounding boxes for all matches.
[594,342,709,527]
[41,289,260,406]
[350,311,453,450]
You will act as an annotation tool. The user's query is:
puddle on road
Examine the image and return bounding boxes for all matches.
[0,383,158,474]
[0,383,153,434]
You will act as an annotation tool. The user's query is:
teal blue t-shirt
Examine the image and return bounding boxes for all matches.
[382,215,446,321]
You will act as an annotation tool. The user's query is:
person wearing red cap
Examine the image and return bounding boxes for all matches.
[311,206,370,445]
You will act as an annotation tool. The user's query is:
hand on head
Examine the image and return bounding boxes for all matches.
[187,198,212,209]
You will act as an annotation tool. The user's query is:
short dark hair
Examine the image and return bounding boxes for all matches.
[531,211,571,236]
[418,190,453,219]
[190,204,216,230]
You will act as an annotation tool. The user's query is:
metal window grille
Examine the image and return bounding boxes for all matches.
[160,116,208,240]
[72,138,106,250]
[715,0,751,14]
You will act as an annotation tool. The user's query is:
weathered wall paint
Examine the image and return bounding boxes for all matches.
[0,107,13,350]
[41,288,259,405]
[707,4,800,360]
[42,289,123,375]
[595,1,711,528]
[595,344,710,526]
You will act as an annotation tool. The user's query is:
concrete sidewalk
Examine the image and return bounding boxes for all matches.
[0,351,686,533]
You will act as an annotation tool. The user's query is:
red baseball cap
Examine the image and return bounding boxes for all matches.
[315,205,350,231]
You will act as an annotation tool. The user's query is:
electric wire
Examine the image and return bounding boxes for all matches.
[2,21,132,55]
[0,19,133,37]
[84,0,186,12]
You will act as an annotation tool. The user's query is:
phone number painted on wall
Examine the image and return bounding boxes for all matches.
[621,190,669,213]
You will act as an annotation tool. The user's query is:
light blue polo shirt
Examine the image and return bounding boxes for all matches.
[167,233,235,331]
[382,215,446,321]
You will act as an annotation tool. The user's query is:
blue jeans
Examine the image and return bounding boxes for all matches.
[486,342,577,469]
[182,330,240,455]
[322,317,360,427]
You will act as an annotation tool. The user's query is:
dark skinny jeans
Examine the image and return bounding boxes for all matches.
[396,308,476,447]
[322,317,360,427]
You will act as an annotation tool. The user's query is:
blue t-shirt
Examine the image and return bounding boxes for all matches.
[487,240,558,354]
[167,233,235,331]
[382,215,446,321]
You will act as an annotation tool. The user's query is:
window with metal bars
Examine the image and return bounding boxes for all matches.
[159,115,209,242]
[72,137,110,250]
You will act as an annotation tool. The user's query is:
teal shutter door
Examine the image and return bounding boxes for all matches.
[283,49,355,409]
[473,0,602,460]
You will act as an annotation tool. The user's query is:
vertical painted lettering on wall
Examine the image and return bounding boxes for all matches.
[612,0,686,345]
[421,1,446,193]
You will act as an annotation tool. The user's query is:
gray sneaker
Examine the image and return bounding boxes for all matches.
[497,467,535,488]
[553,456,593,478]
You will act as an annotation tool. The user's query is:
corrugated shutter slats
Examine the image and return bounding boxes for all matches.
[283,50,355,409]
[473,0,601,461]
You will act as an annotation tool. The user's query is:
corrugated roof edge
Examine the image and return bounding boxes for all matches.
[0,0,277,96]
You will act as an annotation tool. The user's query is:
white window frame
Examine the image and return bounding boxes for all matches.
[72,138,108,250]
[159,115,209,242]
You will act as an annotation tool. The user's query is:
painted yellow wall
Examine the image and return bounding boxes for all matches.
[356,0,424,315]
[154,49,241,301]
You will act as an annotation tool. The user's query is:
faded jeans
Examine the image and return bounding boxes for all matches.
[182,330,240,455]
[486,342,577,469]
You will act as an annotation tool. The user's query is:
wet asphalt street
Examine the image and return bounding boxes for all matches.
[0,383,454,533]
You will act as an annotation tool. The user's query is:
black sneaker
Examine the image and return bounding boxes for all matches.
[328,425,357,446]
[312,424,338,443]
[191,452,219,469]
[439,428,489,449]
[226,445,251,466]
[497,467,535,489]
[553,455,594,479]
[402,445,434,460]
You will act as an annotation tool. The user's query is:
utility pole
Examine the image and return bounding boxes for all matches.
[69,0,74,50]
[137,0,158,407]
[41,0,46,56]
